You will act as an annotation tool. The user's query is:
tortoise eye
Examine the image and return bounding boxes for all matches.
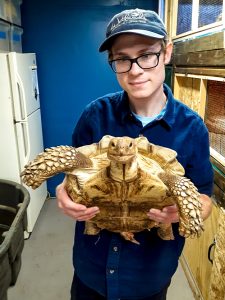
[129,142,133,148]
[111,142,116,147]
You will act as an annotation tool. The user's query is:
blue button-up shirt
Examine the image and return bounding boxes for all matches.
[72,84,213,300]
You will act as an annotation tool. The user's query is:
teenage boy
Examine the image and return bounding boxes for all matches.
[57,8,213,300]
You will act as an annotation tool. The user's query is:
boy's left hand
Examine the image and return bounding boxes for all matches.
[147,204,179,223]
[147,194,213,223]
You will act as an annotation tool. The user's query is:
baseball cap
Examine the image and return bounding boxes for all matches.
[99,8,167,52]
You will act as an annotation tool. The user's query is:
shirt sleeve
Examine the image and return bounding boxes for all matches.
[185,121,214,196]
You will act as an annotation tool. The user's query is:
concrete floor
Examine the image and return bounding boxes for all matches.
[8,198,194,300]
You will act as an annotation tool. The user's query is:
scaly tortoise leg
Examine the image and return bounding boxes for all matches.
[21,146,93,189]
[159,172,204,238]
[84,221,101,235]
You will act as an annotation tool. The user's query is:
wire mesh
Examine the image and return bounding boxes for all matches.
[198,0,223,27]
[176,0,193,35]
[205,81,225,157]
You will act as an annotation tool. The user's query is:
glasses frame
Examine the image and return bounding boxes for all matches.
[108,49,162,74]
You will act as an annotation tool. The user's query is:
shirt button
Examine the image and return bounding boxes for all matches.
[109,269,115,274]
[113,246,118,252]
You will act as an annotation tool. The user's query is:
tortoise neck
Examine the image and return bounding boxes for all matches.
[108,158,138,182]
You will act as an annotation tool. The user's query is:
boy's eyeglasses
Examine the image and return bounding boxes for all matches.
[109,49,162,74]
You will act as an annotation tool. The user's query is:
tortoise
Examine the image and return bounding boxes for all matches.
[21,135,203,244]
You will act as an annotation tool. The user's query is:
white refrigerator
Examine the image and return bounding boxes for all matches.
[0,52,48,235]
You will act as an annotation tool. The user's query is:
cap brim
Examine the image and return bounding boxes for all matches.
[99,29,165,52]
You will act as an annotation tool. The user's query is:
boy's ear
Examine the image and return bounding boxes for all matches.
[164,42,173,64]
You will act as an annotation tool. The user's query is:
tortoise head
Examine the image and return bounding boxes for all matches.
[107,137,137,163]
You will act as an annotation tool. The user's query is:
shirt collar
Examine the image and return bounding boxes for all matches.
[116,84,176,128]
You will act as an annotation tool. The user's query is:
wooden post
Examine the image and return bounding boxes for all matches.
[208,208,225,300]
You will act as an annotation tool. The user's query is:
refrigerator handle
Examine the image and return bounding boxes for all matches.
[16,75,27,120]
[16,77,31,164]
[15,121,31,168]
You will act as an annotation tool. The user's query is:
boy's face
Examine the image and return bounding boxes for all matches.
[110,34,172,103]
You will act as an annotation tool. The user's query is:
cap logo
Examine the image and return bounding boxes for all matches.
[109,10,148,35]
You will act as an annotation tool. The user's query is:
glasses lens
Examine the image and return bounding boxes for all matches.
[111,60,131,73]
[137,53,159,69]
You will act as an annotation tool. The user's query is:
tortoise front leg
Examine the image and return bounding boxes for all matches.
[21,146,93,189]
[159,173,204,238]
[157,223,174,240]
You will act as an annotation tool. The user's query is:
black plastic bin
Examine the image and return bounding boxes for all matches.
[0,179,30,300]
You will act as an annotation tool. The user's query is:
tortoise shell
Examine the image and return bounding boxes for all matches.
[21,135,203,244]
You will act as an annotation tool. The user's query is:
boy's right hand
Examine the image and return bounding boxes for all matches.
[56,181,100,221]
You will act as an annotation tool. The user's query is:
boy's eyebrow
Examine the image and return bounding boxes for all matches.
[112,46,161,57]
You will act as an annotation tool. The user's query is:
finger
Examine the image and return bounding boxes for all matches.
[64,206,100,221]
[74,207,100,218]
[85,207,100,214]
[147,209,179,223]
[58,200,87,212]
[77,210,100,221]
[162,205,178,213]
[147,210,166,222]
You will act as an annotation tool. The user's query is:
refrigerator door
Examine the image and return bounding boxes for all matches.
[15,108,47,232]
[0,52,47,234]
[8,52,40,120]
[0,53,21,182]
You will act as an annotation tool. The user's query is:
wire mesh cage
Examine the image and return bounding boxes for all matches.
[176,0,193,35]
[176,0,223,36]
[198,0,223,27]
[205,81,225,157]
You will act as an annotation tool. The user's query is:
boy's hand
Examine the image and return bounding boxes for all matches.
[147,204,179,223]
[56,181,100,221]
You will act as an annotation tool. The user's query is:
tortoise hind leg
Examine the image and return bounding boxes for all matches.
[159,173,203,238]
[84,221,101,235]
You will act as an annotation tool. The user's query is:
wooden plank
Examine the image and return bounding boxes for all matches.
[199,79,207,119]
[208,208,225,300]
[174,67,225,77]
[213,167,225,192]
[182,204,220,300]
[211,156,225,178]
[171,0,178,38]
[165,0,172,39]
[180,255,204,300]
[174,32,224,55]
[173,73,180,99]
[174,49,225,66]
[173,74,202,114]
[210,148,225,168]
[192,77,201,113]
[213,184,225,210]
[175,76,193,107]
